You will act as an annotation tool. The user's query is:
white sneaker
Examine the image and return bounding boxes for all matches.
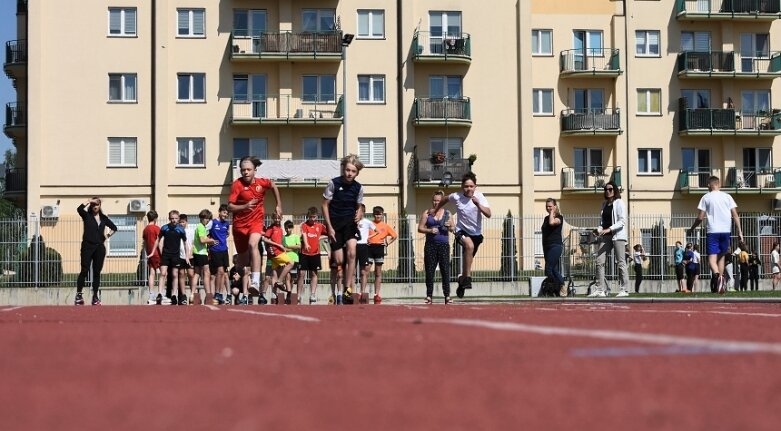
[248,281,260,296]
[616,291,629,297]
[147,297,156,305]
[587,290,607,298]
[309,295,317,304]
[161,296,172,305]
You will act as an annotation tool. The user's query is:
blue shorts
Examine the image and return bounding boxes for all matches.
[706,232,731,256]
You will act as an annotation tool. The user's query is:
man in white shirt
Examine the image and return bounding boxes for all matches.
[688,176,744,294]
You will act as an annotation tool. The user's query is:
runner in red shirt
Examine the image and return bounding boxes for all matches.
[228,156,282,293]
[142,210,161,305]
[297,206,328,303]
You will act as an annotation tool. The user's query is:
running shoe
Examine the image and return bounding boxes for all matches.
[170,295,178,305]
[214,293,224,305]
[309,295,317,304]
[74,292,85,306]
[328,295,335,305]
[616,291,629,297]
[156,293,163,305]
[178,294,187,305]
[161,295,172,305]
[373,294,381,304]
[239,295,248,305]
[91,294,101,305]
[718,275,726,295]
[147,295,157,305]
[248,281,260,296]
[336,294,343,305]
[587,290,607,298]
[258,295,268,305]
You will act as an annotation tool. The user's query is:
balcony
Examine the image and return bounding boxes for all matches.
[231,95,343,126]
[4,40,26,81]
[676,0,781,20]
[725,167,781,193]
[413,157,472,184]
[559,49,622,78]
[2,168,26,199]
[560,109,622,136]
[17,0,26,14]
[561,166,622,193]
[412,97,471,127]
[677,168,723,194]
[230,31,342,62]
[677,51,781,79]
[4,103,25,139]
[678,105,781,136]
[412,32,472,64]
[231,159,340,186]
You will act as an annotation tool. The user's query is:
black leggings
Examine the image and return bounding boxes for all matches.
[77,243,106,294]
[634,263,643,293]
[424,240,450,298]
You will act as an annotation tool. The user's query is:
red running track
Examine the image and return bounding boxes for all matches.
[1,302,780,430]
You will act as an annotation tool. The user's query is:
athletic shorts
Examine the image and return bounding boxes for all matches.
[455,231,484,256]
[299,254,322,272]
[706,232,731,256]
[356,244,370,267]
[329,217,358,251]
[161,254,181,268]
[233,224,264,254]
[192,254,209,268]
[147,255,161,270]
[269,253,293,270]
[773,264,780,275]
[178,258,191,270]
[209,251,229,273]
[675,263,685,281]
[368,244,385,264]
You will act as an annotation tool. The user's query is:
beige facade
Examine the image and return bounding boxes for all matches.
[4,0,781,226]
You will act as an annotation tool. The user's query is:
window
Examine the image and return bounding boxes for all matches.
[741,91,770,129]
[303,138,337,160]
[682,148,711,187]
[740,33,770,72]
[574,88,604,113]
[681,89,710,109]
[635,30,660,56]
[357,10,384,38]
[429,76,463,98]
[574,30,603,56]
[178,73,205,102]
[532,89,554,115]
[358,138,386,167]
[429,11,462,54]
[233,9,267,37]
[637,89,661,115]
[638,149,662,174]
[177,138,205,167]
[107,216,137,257]
[430,138,463,160]
[177,9,205,37]
[233,138,268,166]
[303,75,336,102]
[681,31,710,51]
[532,30,552,56]
[302,9,335,32]
[574,148,603,175]
[533,148,554,174]
[233,74,267,117]
[108,8,136,36]
[107,138,137,167]
[108,74,137,102]
[358,75,385,103]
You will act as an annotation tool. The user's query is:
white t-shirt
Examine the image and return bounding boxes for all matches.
[697,190,737,233]
[448,191,490,235]
[633,251,643,265]
[772,249,780,274]
[356,219,376,245]
[180,224,195,259]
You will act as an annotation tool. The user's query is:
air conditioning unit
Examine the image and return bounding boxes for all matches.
[772,199,781,211]
[41,205,59,219]
[128,199,147,213]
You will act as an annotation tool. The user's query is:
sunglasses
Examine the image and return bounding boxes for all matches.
[604,187,614,192]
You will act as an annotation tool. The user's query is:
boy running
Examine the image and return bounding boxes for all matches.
[367,205,397,304]
[142,210,161,305]
[298,207,328,304]
[157,210,189,305]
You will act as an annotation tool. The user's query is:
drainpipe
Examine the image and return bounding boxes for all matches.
[396,0,405,214]
[150,0,157,209]
[621,0,630,221]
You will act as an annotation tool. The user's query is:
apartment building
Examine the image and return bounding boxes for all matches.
[3,0,780,226]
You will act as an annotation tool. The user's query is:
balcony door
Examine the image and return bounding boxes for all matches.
[741,90,770,129]
[743,148,772,187]
[302,9,335,32]
[680,89,710,109]
[430,76,462,99]
[233,74,267,118]
[573,30,603,70]
[574,89,604,114]
[740,33,770,72]
[682,148,711,188]
[430,137,463,160]
[429,11,462,54]
[233,9,266,38]
[574,148,603,188]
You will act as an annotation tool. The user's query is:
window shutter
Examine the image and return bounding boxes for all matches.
[109,75,121,101]
[372,141,385,166]
[108,140,122,165]
[359,140,370,162]
[178,10,189,35]
[694,32,710,51]
[125,139,137,165]
[357,12,369,37]
[125,75,136,101]
[109,10,121,34]
[372,12,384,37]
[125,9,136,35]
[194,10,205,35]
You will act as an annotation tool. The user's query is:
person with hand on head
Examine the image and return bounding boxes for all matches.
[541,198,566,297]
[75,197,118,305]
[589,181,629,298]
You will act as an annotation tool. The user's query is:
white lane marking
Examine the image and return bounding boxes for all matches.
[0,306,24,312]
[589,308,781,319]
[227,308,320,323]
[418,318,781,355]
[204,305,221,311]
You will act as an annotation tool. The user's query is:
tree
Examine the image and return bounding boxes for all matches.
[500,211,518,279]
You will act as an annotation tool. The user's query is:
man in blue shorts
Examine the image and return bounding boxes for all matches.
[688,176,744,294]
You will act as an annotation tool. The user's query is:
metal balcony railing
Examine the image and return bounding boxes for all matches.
[231,95,343,122]
[677,0,781,15]
[559,48,621,74]
[231,31,342,57]
[17,0,26,14]
[412,31,472,58]
[414,157,472,183]
[3,168,26,194]
[4,102,24,129]
[677,168,723,191]
[677,51,781,74]
[726,167,781,189]
[561,166,622,191]
[560,109,621,133]
[413,97,471,122]
[4,40,26,66]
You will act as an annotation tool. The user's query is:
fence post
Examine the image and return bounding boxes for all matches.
[406,214,415,287]
[31,212,39,289]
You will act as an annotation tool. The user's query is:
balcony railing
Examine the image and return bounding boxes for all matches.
[560,109,622,135]
[231,159,340,185]
[726,167,781,191]
[677,51,781,77]
[559,49,621,77]
[678,101,781,134]
[4,40,26,66]
[412,31,472,62]
[413,97,471,126]
[3,168,26,194]
[562,166,622,192]
[4,102,25,139]
[414,157,472,183]
[677,168,723,193]
[17,0,26,14]
[676,0,781,20]
[230,31,343,60]
[231,95,343,125]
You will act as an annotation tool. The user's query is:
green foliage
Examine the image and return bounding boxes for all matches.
[500,211,518,278]
[14,236,63,287]
[397,213,416,279]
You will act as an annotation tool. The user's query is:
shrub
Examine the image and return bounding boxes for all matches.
[15,235,63,287]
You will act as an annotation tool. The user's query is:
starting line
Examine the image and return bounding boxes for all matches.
[206,304,320,323]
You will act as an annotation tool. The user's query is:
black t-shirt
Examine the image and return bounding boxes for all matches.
[541,214,564,247]
[601,202,613,229]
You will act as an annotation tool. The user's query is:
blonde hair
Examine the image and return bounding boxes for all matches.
[341,154,364,172]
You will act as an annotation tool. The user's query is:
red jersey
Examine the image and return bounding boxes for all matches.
[229,177,274,229]
[264,224,284,257]
[301,222,327,256]
[142,224,160,255]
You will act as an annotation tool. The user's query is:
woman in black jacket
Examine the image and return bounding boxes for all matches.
[75,197,117,305]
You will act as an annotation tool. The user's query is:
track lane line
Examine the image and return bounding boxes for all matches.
[0,306,24,312]
[226,308,320,323]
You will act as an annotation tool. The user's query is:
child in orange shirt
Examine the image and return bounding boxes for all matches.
[367,206,398,304]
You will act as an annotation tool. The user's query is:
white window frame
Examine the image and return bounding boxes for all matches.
[107,216,137,257]
[638,148,662,175]
[531,29,553,56]
[681,31,710,51]
[107,137,137,168]
[635,30,660,57]
[303,75,337,103]
[108,73,137,103]
[430,138,463,160]
[176,138,206,167]
[108,8,137,37]
[177,73,206,102]
[532,89,554,115]
[681,89,711,109]
[637,88,662,115]
[233,9,267,38]
[357,75,385,103]
[302,138,338,160]
[177,8,205,38]
[233,138,268,167]
[357,10,385,39]
[533,148,555,175]
[358,138,386,167]
[302,9,336,32]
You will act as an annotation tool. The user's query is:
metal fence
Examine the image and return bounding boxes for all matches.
[0,212,779,289]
